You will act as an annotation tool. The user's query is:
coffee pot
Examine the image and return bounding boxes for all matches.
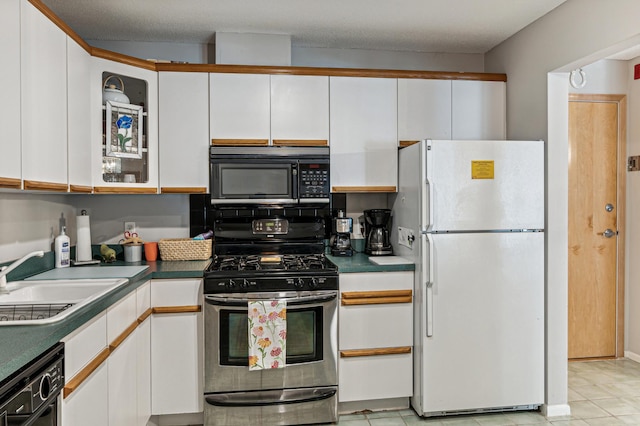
[364,209,393,256]
[330,211,353,256]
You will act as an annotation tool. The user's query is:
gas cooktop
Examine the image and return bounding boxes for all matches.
[204,254,338,293]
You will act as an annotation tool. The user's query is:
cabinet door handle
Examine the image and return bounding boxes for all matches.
[340,347,412,358]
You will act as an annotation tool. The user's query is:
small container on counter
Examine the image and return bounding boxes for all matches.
[123,243,142,262]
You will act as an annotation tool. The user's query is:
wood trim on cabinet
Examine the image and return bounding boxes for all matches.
[62,304,201,399]
[138,307,153,324]
[160,187,208,194]
[152,305,202,314]
[332,186,397,193]
[69,185,93,193]
[341,290,412,306]
[399,140,420,148]
[92,186,158,194]
[340,346,412,358]
[156,63,507,82]
[342,290,412,299]
[23,180,68,192]
[0,178,22,190]
[28,0,91,54]
[63,347,110,398]
[211,139,270,146]
[272,139,329,147]
[90,47,157,71]
[108,321,138,351]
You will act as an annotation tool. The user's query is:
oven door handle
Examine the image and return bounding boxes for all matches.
[204,292,337,307]
[205,386,336,407]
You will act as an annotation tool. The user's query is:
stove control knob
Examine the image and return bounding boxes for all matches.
[294,278,305,289]
[309,278,319,289]
[227,279,237,290]
[240,279,249,289]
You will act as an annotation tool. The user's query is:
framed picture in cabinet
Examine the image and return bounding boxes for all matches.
[105,100,143,159]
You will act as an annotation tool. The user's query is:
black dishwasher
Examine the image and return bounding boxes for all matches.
[0,342,64,426]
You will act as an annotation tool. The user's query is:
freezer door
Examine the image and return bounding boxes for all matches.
[426,139,544,231]
[418,231,544,415]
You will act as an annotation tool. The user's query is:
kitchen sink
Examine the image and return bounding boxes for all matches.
[0,278,129,325]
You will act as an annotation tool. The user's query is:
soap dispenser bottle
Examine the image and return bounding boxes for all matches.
[55,226,70,268]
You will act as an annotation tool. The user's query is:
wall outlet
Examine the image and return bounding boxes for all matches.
[124,221,136,234]
[398,226,415,249]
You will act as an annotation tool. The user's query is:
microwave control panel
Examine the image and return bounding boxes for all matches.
[298,162,330,198]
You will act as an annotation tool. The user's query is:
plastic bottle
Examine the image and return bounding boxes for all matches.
[193,230,213,240]
[55,226,71,268]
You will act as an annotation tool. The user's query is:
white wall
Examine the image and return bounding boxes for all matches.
[88,40,209,63]
[485,0,640,416]
[292,47,484,72]
[88,40,484,72]
[626,57,640,358]
[0,193,190,263]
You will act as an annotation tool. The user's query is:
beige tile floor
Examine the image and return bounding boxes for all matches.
[337,358,640,425]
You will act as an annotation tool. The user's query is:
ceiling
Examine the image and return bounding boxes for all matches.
[41,0,567,54]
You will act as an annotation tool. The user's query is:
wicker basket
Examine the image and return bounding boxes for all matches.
[158,238,212,261]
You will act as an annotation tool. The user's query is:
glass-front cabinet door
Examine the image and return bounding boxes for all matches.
[91,57,158,193]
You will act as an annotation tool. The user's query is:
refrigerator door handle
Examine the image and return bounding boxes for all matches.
[424,233,434,337]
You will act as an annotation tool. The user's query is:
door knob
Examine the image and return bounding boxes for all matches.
[605,203,614,212]
[603,229,617,238]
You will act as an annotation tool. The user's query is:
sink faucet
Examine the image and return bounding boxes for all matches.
[0,251,45,294]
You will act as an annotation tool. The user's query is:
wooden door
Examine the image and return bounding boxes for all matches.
[568,94,626,360]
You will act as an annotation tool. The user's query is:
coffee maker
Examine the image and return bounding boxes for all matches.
[330,210,353,256]
[364,209,393,256]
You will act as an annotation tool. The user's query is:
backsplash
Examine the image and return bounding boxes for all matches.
[0,192,190,263]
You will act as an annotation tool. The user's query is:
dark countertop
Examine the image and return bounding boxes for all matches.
[327,252,415,273]
[0,258,211,385]
[0,252,409,385]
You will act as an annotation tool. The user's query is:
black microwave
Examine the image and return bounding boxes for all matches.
[210,146,330,206]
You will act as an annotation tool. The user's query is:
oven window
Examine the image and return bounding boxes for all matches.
[220,307,323,366]
[220,166,290,197]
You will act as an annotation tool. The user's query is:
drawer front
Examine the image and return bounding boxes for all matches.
[62,312,107,378]
[106,291,137,343]
[339,298,412,350]
[338,352,412,402]
[339,271,413,292]
[151,279,202,306]
[136,280,151,317]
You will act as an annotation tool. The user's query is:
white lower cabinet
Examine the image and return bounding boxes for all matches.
[150,278,203,416]
[61,313,109,426]
[338,271,413,404]
[61,282,152,426]
[136,282,152,424]
[62,363,109,426]
[108,331,138,425]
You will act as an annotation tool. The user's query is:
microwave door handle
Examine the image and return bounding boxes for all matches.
[292,165,299,200]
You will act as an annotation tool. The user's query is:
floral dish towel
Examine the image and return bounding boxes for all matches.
[248,300,286,371]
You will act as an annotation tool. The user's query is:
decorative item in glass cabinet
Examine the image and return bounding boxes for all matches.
[105,101,143,159]
[102,75,130,104]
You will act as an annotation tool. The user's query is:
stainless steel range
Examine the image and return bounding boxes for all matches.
[203,212,338,426]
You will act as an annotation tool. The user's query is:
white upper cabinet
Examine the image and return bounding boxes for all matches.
[91,57,159,192]
[0,0,21,187]
[270,75,329,145]
[21,1,68,189]
[398,78,452,143]
[329,76,398,192]
[210,73,270,145]
[451,80,506,140]
[67,37,92,191]
[159,71,210,192]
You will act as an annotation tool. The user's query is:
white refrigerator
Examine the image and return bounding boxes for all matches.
[391,139,544,417]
